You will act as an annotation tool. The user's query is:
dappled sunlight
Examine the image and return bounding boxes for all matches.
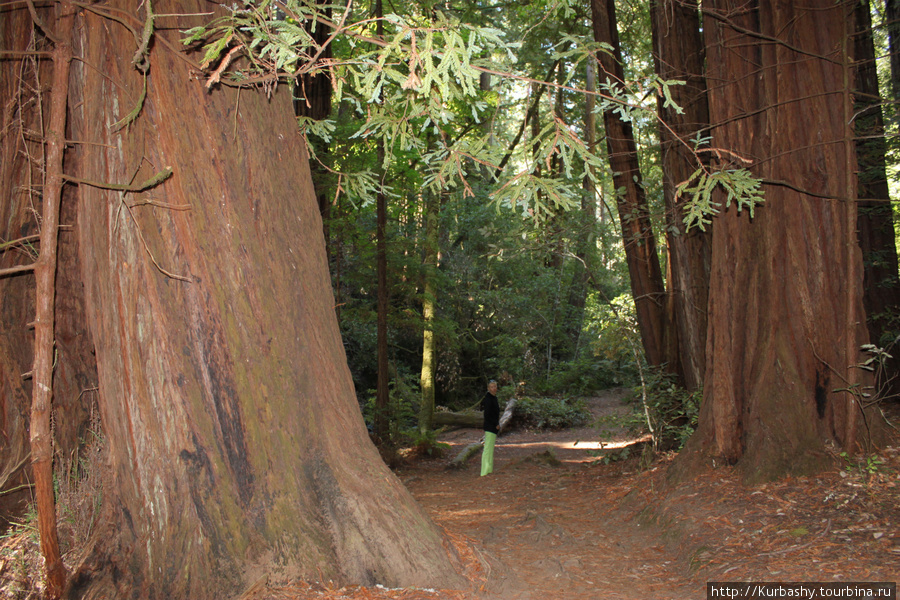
[499,434,651,452]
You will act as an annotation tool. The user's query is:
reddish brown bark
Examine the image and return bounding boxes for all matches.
[0,10,43,525]
[853,0,900,399]
[678,0,881,482]
[30,17,73,599]
[651,0,711,392]
[0,1,469,597]
[590,0,668,368]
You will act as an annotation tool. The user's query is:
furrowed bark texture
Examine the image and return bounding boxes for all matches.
[681,0,878,482]
[853,0,900,399]
[650,0,711,392]
[64,2,462,597]
[0,10,44,523]
[30,4,76,594]
[0,4,96,525]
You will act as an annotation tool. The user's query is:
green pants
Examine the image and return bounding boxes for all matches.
[481,431,497,476]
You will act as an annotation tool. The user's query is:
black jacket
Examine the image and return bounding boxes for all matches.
[481,392,500,435]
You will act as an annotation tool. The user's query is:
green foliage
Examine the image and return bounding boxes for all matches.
[629,369,700,451]
[839,451,885,476]
[363,369,421,439]
[408,428,451,458]
[584,292,639,372]
[677,166,765,231]
[543,354,631,395]
[181,0,761,429]
[514,396,592,430]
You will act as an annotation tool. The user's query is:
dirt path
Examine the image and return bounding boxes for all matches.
[395,389,900,599]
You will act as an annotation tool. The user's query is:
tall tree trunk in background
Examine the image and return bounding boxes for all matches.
[591,0,668,368]
[294,0,333,244]
[418,190,440,434]
[565,57,599,355]
[854,0,900,400]
[373,0,391,451]
[4,2,468,597]
[887,0,900,104]
[677,0,882,483]
[650,0,711,392]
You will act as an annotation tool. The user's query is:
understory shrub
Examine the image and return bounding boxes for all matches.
[628,370,701,451]
[513,396,592,430]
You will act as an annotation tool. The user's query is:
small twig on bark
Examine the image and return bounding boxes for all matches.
[0,263,37,278]
[131,0,155,73]
[25,0,60,45]
[62,167,173,191]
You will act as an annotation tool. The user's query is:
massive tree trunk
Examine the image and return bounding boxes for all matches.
[2,1,468,597]
[650,0,711,392]
[678,0,882,482]
[853,0,900,400]
[590,0,669,368]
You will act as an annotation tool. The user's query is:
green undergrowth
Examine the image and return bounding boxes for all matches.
[512,396,592,430]
[0,410,106,599]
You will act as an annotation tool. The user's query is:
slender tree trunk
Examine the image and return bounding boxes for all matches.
[29,4,75,596]
[854,0,900,399]
[494,61,559,179]
[418,191,439,434]
[374,0,391,450]
[650,0,711,392]
[591,0,668,368]
[2,2,469,597]
[887,0,900,105]
[565,57,600,354]
[678,0,882,482]
[294,0,333,244]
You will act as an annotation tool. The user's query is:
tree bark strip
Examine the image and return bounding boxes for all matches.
[418,189,439,434]
[30,3,75,596]
[853,0,900,400]
[590,0,668,368]
[650,0,711,392]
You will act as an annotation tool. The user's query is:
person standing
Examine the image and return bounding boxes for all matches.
[481,380,500,476]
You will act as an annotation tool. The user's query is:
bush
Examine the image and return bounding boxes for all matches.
[629,370,701,452]
[542,355,637,396]
[513,396,592,430]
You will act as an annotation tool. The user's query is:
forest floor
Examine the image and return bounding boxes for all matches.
[3,390,898,599]
[262,388,900,600]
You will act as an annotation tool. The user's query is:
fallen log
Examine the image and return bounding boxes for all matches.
[432,411,482,429]
[498,397,517,433]
[448,442,483,468]
[446,398,518,469]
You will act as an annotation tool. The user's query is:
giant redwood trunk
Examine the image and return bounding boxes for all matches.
[650,0,711,392]
[2,1,468,597]
[590,0,669,368]
[678,0,881,482]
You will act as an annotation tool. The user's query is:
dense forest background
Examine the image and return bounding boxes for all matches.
[299,0,900,451]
